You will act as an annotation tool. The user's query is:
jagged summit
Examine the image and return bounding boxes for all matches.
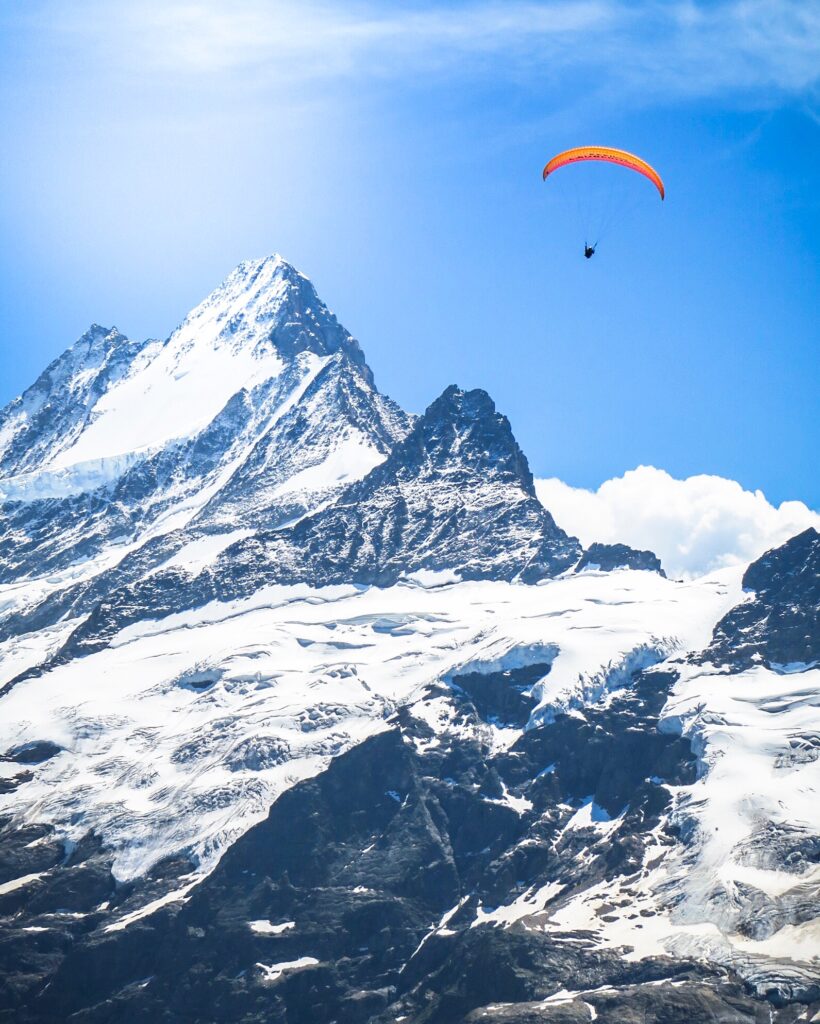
[177,254,372,380]
[0,256,411,592]
[0,324,151,481]
[248,382,581,586]
[392,385,537,493]
[0,255,379,502]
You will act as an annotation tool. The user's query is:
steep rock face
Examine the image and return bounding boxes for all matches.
[244,385,583,587]
[42,386,581,660]
[704,527,819,669]
[193,352,408,534]
[575,541,665,576]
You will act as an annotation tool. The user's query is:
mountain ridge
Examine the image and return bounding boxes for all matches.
[0,255,656,675]
[1,256,817,1024]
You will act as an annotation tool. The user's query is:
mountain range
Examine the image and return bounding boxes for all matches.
[0,256,817,1023]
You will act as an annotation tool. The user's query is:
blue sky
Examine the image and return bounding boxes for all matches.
[1,0,818,506]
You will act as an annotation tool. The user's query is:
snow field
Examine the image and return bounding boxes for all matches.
[0,569,740,882]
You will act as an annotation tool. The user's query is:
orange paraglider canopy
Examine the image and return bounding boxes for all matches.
[542,146,665,200]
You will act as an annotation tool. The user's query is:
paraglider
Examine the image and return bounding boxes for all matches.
[543,146,665,199]
[542,146,664,257]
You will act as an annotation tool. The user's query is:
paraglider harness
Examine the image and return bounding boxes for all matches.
[584,243,596,259]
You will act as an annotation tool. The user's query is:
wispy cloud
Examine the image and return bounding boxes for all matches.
[37,0,820,103]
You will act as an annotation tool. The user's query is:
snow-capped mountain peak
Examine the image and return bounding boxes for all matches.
[40,256,372,477]
[190,254,371,374]
[0,324,153,481]
[0,256,382,507]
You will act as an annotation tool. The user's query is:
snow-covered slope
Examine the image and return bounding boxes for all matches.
[3,541,817,1020]
[0,325,152,486]
[0,569,735,882]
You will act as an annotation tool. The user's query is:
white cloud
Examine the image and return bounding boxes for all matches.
[37,0,820,102]
[535,466,819,578]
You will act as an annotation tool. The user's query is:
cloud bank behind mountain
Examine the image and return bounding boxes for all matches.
[536,466,820,578]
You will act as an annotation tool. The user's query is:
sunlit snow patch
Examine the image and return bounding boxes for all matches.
[249,920,295,935]
[256,957,319,983]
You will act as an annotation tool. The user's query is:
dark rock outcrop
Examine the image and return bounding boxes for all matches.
[575,541,665,576]
[705,528,819,669]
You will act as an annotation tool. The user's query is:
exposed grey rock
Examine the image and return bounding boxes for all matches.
[1,742,61,765]
[576,541,665,576]
[705,527,819,669]
[28,385,581,666]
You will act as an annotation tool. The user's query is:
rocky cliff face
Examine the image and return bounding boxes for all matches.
[0,257,816,1023]
[575,541,665,576]
[705,527,819,669]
